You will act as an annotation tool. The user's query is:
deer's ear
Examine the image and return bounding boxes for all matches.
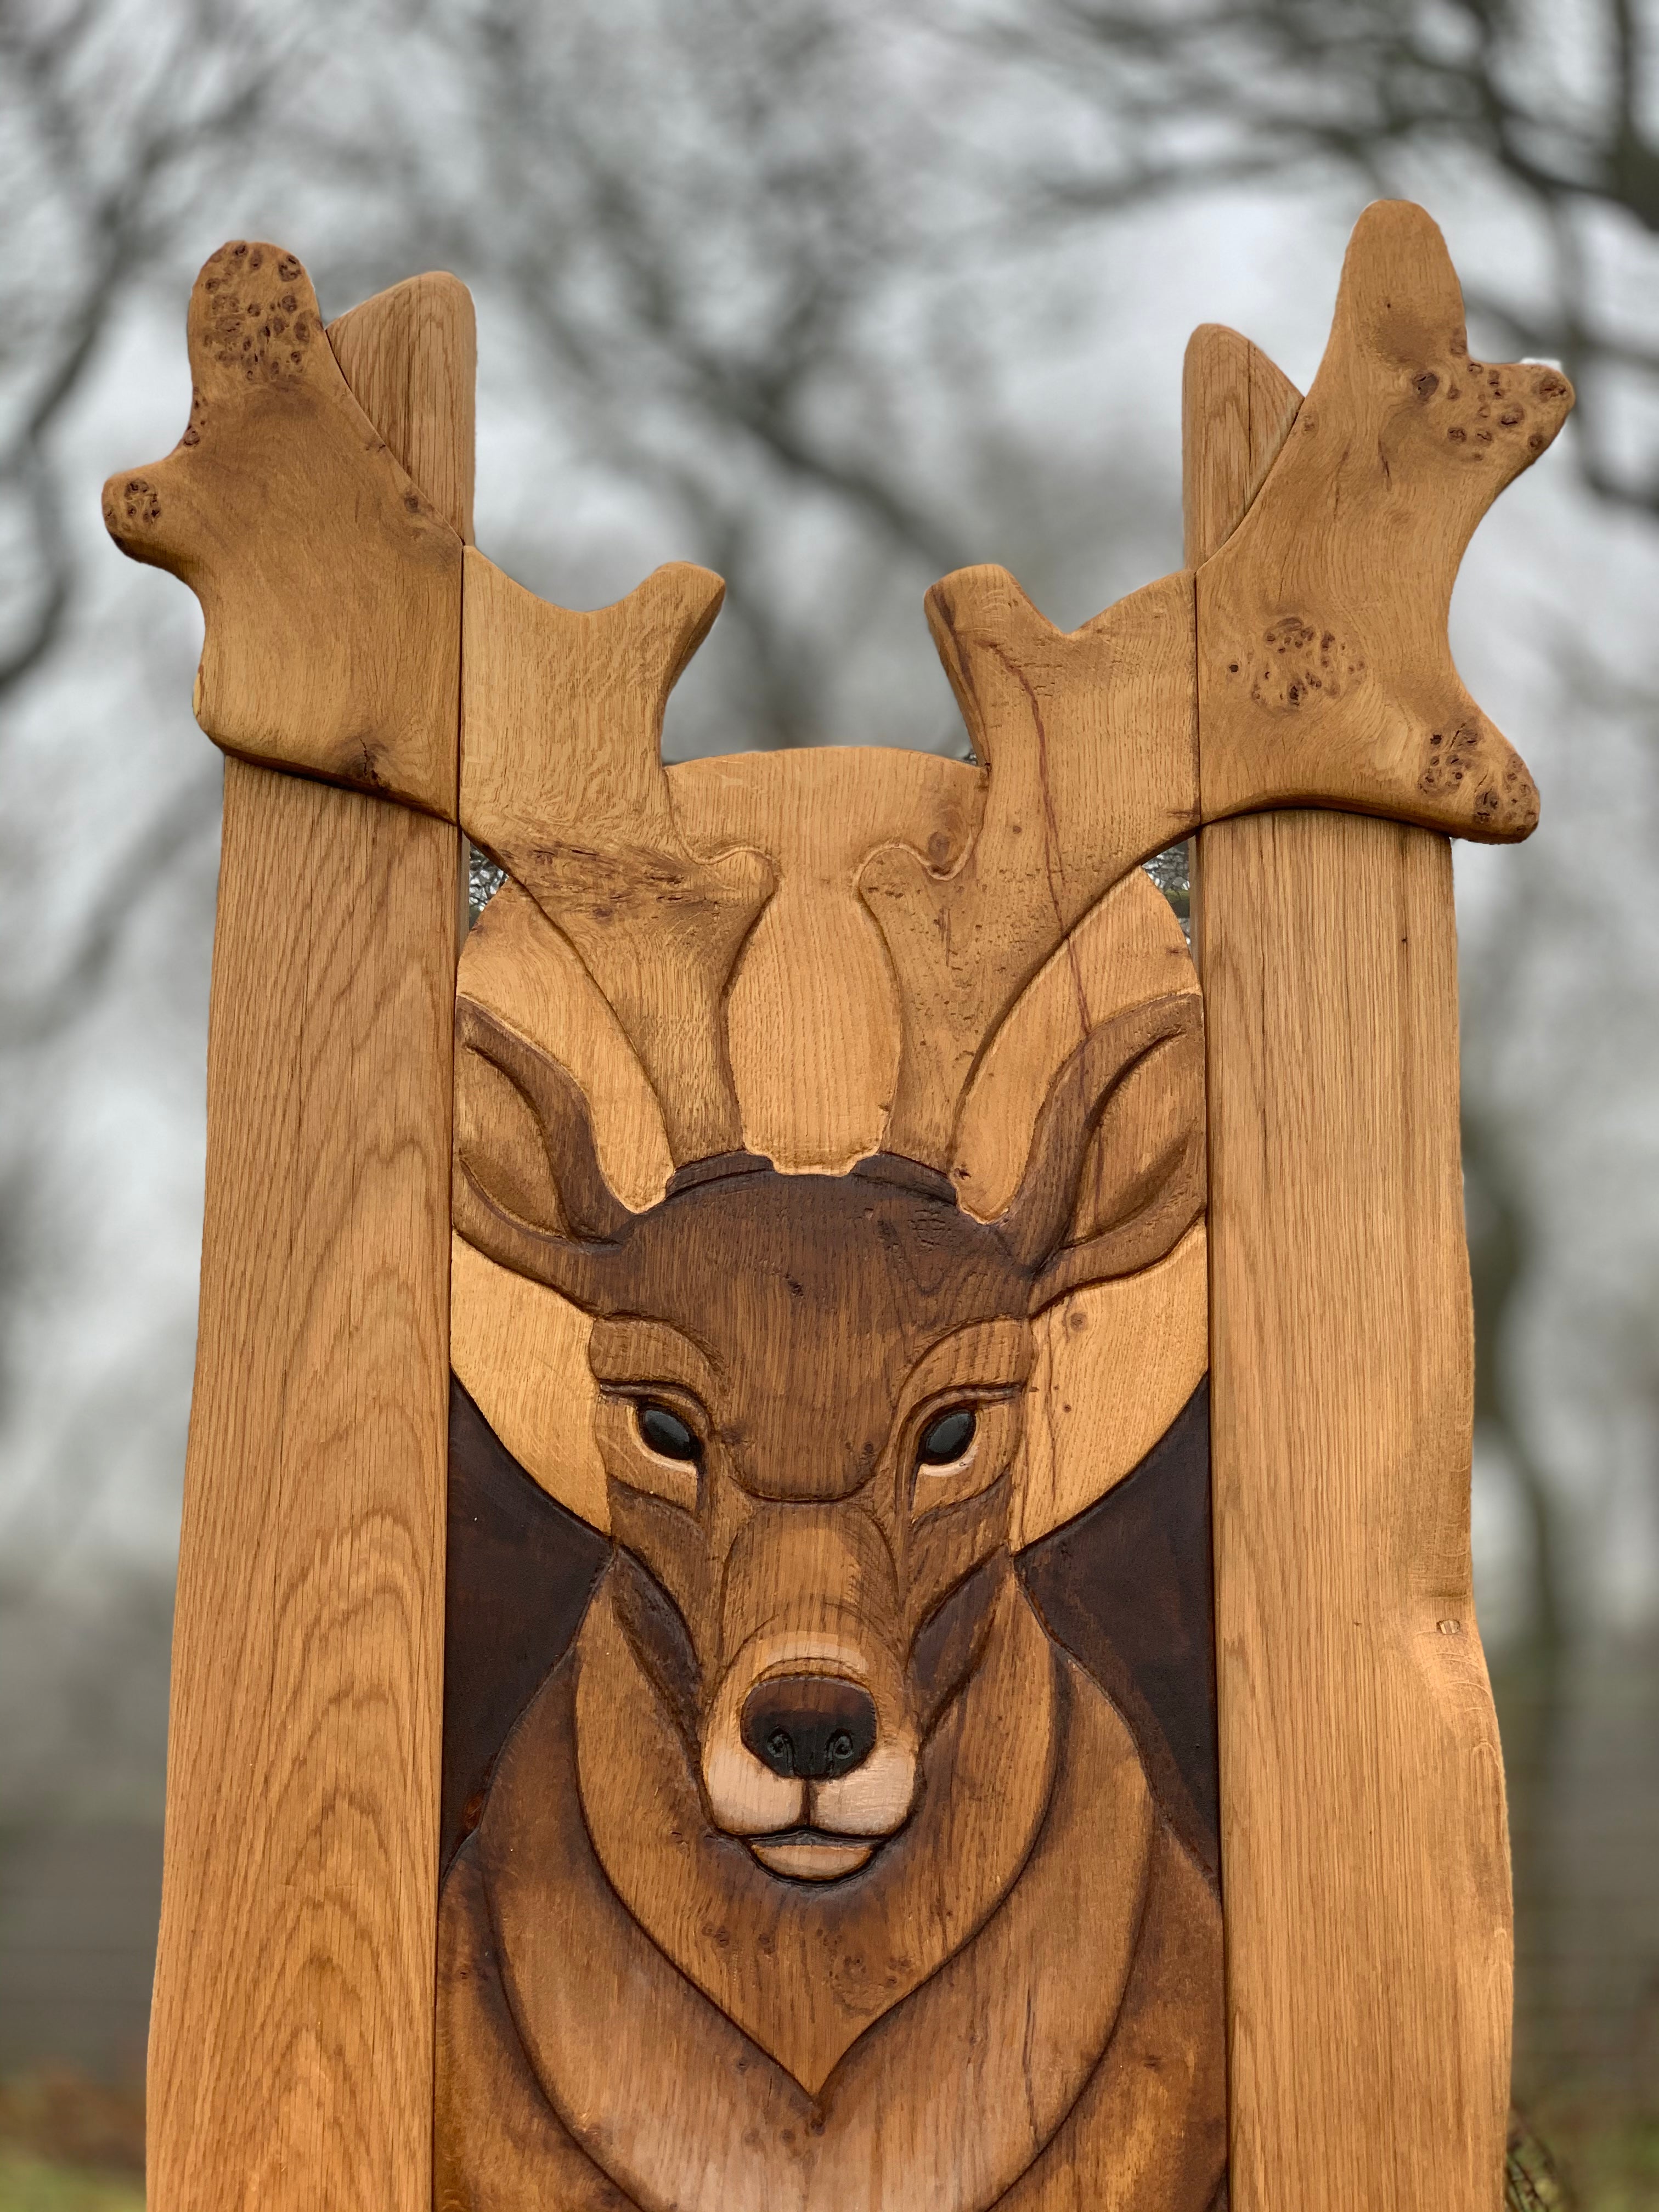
[454,996,632,1252]
[997,994,1206,1314]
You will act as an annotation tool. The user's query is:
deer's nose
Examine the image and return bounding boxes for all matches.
[741,1676,878,1781]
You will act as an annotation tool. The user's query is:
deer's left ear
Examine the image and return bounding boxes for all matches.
[996,992,1206,1313]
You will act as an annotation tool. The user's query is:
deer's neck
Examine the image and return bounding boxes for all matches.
[575,1562,1059,2094]
[470,1590,1167,2212]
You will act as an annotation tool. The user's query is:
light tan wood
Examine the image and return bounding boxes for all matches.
[460,550,775,1161]
[449,1238,608,1529]
[1197,201,1571,841]
[860,564,1199,1164]
[101,242,463,815]
[451,753,1211,1569]
[1200,820,1511,2212]
[329,273,477,548]
[1189,312,1515,2208]
[1013,1222,1209,1550]
[671,747,975,1173]
[148,770,456,2212]
[455,879,672,1210]
[952,864,1196,1219]
[129,267,472,2212]
[1181,324,1301,572]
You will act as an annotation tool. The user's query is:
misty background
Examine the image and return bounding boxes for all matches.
[1,0,1656,2200]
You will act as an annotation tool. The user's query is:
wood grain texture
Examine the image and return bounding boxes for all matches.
[139,274,472,2212]
[1196,201,1571,841]
[672,747,975,1174]
[460,551,775,1161]
[149,768,455,2212]
[859,563,1198,1164]
[101,242,464,815]
[1018,1379,1218,1882]
[441,1605,1221,2212]
[1181,324,1300,574]
[1189,318,1514,2211]
[329,273,477,548]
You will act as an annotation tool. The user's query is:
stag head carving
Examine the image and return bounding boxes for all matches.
[438,500,1225,2209]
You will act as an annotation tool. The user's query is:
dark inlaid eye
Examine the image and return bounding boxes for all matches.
[917,1407,976,1466]
[637,1403,699,1461]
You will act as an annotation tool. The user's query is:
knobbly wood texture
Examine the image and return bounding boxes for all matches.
[128,269,471,2212]
[101,244,464,814]
[113,197,1562,2212]
[1197,201,1571,838]
[1189,309,1517,2204]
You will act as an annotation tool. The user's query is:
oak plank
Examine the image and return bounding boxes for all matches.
[141,274,471,2212]
[329,272,477,548]
[1190,323,1513,2211]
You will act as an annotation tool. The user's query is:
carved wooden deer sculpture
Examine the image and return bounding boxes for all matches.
[438,560,1225,2212]
[98,196,1575,2212]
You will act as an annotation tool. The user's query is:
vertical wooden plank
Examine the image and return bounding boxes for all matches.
[146,280,470,2212]
[330,274,477,548]
[1189,330,1513,2209]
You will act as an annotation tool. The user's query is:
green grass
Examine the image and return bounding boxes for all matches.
[1559,2116,1659,2212]
[0,2152,142,2212]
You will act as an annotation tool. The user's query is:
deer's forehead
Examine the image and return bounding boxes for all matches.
[623,1173,1026,1344]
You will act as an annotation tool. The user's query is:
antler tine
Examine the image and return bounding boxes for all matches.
[858,563,1200,1167]
[1197,200,1572,838]
[102,240,462,816]
[462,550,776,1167]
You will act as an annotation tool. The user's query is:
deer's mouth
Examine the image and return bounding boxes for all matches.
[747,1827,881,1881]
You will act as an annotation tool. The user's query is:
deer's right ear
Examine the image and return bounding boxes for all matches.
[453,997,633,1281]
[997,992,1206,1313]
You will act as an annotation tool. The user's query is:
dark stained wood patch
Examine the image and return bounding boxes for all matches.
[1018,1378,1218,1884]
[442,1378,610,1872]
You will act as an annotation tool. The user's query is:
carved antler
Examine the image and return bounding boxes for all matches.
[862,200,1573,1171]
[102,241,462,816]
[858,564,1200,1166]
[1198,200,1573,836]
[461,551,776,1166]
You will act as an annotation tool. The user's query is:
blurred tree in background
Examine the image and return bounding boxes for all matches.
[1,0,1656,2199]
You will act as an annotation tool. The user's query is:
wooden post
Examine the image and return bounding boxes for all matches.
[143,278,472,2212]
[1188,327,1514,2209]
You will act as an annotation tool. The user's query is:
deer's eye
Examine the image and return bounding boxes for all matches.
[637,1403,699,1462]
[917,1407,976,1467]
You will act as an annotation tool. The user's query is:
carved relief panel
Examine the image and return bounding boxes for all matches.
[101,200,1572,2212]
[442,714,1221,2208]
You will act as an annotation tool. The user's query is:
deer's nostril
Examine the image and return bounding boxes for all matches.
[741,1677,877,1782]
